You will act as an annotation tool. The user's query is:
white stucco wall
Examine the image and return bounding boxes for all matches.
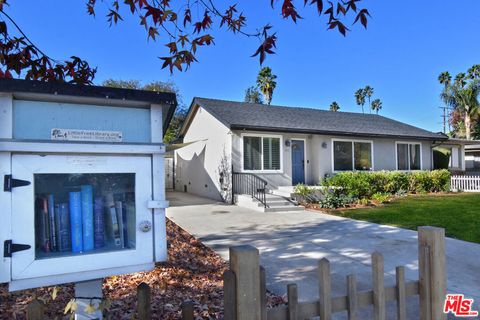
[232,131,436,189]
[231,131,315,188]
[175,107,232,201]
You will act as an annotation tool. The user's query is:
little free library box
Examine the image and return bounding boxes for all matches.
[0,78,177,291]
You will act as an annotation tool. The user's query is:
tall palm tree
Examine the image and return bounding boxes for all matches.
[440,72,480,139]
[371,98,382,114]
[438,71,452,87]
[329,101,340,112]
[256,67,277,105]
[468,64,480,80]
[354,88,366,114]
[364,85,374,113]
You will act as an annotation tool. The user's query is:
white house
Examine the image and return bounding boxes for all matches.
[174,98,467,208]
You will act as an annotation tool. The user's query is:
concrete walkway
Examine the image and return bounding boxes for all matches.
[166,191,480,318]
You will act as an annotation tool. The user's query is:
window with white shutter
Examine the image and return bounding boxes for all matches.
[242,135,282,171]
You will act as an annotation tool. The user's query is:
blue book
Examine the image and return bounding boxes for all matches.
[56,203,71,252]
[47,194,57,251]
[69,191,83,253]
[81,185,94,252]
[93,197,105,249]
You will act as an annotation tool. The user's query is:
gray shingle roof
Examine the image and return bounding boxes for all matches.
[191,97,447,141]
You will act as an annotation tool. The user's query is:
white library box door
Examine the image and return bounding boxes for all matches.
[11,154,154,281]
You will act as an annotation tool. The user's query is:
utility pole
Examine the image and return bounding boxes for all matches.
[439,106,452,134]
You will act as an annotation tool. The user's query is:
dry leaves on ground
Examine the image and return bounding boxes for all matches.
[0,219,285,319]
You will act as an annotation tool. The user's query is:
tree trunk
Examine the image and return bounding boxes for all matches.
[465,112,472,140]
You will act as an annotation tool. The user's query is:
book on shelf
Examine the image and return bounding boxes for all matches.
[47,194,57,252]
[55,203,71,252]
[125,201,136,248]
[81,185,94,252]
[115,200,126,248]
[93,196,105,249]
[69,191,83,253]
[35,197,50,252]
[105,193,122,247]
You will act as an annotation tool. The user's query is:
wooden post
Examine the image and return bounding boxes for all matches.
[418,226,446,320]
[229,245,261,320]
[137,282,151,320]
[347,274,357,320]
[372,252,385,320]
[26,299,44,320]
[396,266,407,320]
[259,266,267,320]
[223,270,237,320]
[318,258,332,320]
[181,300,194,320]
[287,283,298,320]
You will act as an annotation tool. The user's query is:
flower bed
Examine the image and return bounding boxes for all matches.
[294,170,451,210]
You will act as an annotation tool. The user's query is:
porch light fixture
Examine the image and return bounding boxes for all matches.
[322,142,328,149]
[285,140,291,147]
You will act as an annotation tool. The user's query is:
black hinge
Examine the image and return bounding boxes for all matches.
[4,240,31,258]
[3,175,31,192]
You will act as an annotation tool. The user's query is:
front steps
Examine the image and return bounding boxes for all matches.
[236,193,303,213]
[270,186,296,198]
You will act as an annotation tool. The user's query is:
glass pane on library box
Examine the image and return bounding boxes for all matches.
[34,173,136,259]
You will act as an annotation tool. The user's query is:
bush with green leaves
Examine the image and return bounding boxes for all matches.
[293,184,317,204]
[322,170,451,198]
[371,192,391,203]
[319,188,353,209]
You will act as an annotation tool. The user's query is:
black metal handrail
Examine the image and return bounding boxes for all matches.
[232,171,269,208]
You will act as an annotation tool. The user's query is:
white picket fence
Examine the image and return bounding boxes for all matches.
[451,175,480,192]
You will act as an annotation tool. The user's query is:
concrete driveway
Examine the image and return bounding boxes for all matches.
[166,191,480,318]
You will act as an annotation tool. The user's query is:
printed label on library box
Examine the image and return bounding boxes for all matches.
[51,128,123,142]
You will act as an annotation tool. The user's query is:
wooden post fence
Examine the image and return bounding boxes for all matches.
[26,299,44,320]
[418,226,446,320]
[22,226,446,320]
[137,282,151,320]
[225,226,446,320]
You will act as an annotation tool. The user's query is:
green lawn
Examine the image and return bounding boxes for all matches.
[332,193,480,244]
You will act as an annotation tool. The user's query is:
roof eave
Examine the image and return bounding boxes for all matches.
[230,125,447,141]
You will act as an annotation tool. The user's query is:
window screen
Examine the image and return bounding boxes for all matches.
[397,143,421,170]
[410,144,421,170]
[243,136,262,170]
[333,141,353,171]
[397,144,409,170]
[354,142,372,171]
[263,137,281,170]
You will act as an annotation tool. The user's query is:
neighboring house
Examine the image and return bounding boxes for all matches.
[174,98,466,202]
[465,144,480,172]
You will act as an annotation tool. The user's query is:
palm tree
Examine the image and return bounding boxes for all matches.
[438,71,452,87]
[371,98,382,114]
[468,64,480,80]
[364,85,374,113]
[329,101,340,112]
[440,71,480,139]
[354,88,366,114]
[244,86,263,104]
[256,67,277,105]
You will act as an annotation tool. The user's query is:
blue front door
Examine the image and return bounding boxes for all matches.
[291,140,305,185]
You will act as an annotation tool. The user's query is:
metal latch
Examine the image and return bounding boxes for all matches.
[3,240,31,258]
[4,175,31,192]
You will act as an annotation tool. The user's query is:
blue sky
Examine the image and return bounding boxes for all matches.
[5,1,480,132]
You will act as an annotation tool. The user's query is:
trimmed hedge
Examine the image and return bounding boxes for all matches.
[321,170,451,198]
